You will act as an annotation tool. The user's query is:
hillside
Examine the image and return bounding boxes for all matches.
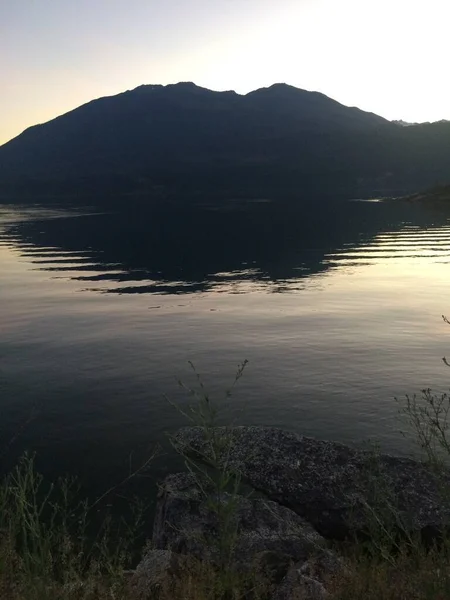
[403,183,450,203]
[1,82,450,199]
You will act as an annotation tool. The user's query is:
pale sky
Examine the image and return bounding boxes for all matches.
[1,0,449,146]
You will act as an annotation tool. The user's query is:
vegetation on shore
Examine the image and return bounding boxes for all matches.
[1,318,450,598]
[401,183,450,204]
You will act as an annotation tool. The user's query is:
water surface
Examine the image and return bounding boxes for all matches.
[1,197,449,497]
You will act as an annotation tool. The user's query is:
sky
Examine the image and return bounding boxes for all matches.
[1,0,450,145]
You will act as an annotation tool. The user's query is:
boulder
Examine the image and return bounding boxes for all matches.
[174,426,450,540]
[131,547,337,600]
[128,548,204,600]
[152,472,328,575]
[272,572,327,600]
[271,549,344,600]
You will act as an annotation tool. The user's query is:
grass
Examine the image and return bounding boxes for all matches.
[328,546,450,600]
[165,360,254,597]
[0,451,156,599]
[1,314,450,599]
[0,455,127,599]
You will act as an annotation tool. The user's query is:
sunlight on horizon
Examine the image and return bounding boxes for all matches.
[1,0,449,145]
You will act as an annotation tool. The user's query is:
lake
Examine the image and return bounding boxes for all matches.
[1,197,450,500]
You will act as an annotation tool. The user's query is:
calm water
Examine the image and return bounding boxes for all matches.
[1,197,450,497]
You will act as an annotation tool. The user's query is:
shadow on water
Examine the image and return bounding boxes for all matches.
[2,197,449,294]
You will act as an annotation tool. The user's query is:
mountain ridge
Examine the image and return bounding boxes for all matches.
[1,82,449,200]
[4,82,388,141]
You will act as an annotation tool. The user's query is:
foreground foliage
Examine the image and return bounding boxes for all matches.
[0,453,146,599]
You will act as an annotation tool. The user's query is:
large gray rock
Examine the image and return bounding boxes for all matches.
[272,551,344,600]
[152,472,327,575]
[272,572,327,600]
[129,549,204,600]
[131,548,336,600]
[174,426,450,540]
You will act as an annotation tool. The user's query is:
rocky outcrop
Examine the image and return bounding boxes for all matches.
[272,551,344,600]
[131,547,342,600]
[133,426,450,598]
[152,472,327,570]
[129,549,201,599]
[136,471,341,599]
[174,426,450,540]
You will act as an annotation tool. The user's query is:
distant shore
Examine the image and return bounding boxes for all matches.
[398,184,450,204]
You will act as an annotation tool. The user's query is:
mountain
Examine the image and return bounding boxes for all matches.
[1,82,450,200]
[393,119,450,127]
[392,120,420,127]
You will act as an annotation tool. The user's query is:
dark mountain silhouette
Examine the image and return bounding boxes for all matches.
[1,82,450,200]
